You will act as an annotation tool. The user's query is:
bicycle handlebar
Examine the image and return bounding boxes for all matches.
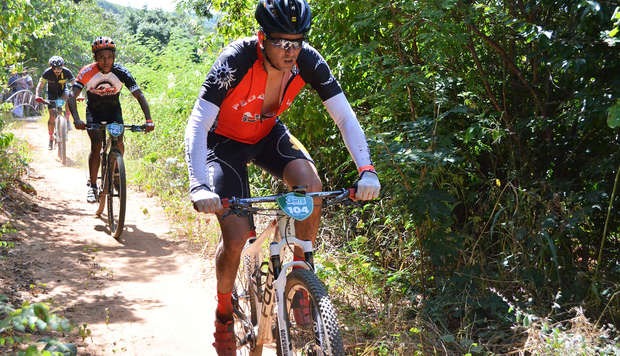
[86,122,147,133]
[35,97,64,108]
[222,188,356,211]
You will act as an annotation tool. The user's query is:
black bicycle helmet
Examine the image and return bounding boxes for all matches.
[255,0,312,35]
[91,36,116,54]
[49,56,65,67]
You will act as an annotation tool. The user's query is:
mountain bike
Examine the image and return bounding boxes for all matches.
[225,188,354,355]
[7,89,40,117]
[88,122,146,240]
[35,97,68,165]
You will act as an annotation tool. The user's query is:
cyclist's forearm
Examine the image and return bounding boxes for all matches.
[184,98,219,191]
[323,93,373,168]
[132,90,152,121]
[67,87,82,122]
[35,79,45,97]
[64,79,76,95]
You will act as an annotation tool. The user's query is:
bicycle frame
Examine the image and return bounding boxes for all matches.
[242,215,315,351]
[227,189,352,355]
[88,121,145,179]
[89,122,145,239]
[37,97,68,163]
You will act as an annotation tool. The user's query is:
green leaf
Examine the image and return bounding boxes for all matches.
[607,101,620,128]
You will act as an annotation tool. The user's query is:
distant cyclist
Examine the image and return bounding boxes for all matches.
[35,56,75,150]
[67,36,155,203]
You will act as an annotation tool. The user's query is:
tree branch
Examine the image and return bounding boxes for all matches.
[468,23,543,115]
[466,38,503,113]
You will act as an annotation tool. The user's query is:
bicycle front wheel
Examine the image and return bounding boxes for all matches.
[106,150,126,239]
[55,115,67,165]
[280,269,344,356]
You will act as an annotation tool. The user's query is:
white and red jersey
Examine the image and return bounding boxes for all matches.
[74,63,139,121]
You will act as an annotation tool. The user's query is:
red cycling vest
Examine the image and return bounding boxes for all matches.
[200,36,342,144]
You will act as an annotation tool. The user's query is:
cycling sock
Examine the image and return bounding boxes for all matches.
[216,292,233,322]
[293,255,304,269]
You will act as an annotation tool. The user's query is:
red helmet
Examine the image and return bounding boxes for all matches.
[91,36,116,54]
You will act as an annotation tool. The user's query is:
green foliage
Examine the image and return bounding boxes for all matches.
[0,129,28,190]
[0,0,56,67]
[0,295,76,355]
[198,0,255,40]
[2,0,619,353]
[305,0,620,352]
[609,100,620,128]
[494,290,620,354]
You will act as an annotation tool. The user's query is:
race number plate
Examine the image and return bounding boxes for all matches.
[276,192,314,221]
[107,122,124,137]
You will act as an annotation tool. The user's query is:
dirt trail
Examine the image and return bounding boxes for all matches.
[2,118,219,355]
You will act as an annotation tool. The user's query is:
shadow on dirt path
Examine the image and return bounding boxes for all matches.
[1,119,221,355]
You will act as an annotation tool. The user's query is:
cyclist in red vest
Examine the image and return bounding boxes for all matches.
[185,1,380,354]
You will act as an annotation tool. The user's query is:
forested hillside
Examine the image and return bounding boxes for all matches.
[1,0,619,354]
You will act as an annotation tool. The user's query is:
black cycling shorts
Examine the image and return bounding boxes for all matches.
[206,120,314,199]
[86,109,123,145]
[46,95,65,110]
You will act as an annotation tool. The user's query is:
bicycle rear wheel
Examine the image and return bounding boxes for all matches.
[55,115,67,165]
[106,150,126,239]
[233,240,263,355]
[280,269,344,355]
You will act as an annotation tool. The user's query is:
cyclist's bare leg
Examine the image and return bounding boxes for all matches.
[215,213,253,320]
[64,102,70,120]
[283,159,322,258]
[47,108,56,146]
[87,131,103,186]
[117,136,124,155]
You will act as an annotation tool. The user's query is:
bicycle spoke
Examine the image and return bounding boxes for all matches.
[233,249,263,355]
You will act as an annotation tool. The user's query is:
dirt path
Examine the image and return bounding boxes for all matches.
[2,118,220,355]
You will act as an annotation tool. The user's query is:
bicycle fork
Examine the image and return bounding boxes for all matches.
[261,216,316,355]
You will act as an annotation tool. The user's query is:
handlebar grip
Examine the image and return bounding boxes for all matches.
[130,125,146,132]
[221,198,230,209]
[348,187,356,199]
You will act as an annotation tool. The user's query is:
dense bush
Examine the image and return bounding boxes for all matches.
[3,0,619,353]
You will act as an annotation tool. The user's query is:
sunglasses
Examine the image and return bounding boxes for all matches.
[267,36,305,51]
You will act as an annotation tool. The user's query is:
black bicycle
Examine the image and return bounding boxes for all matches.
[88,122,146,239]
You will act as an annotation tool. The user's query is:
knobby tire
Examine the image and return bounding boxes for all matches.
[279,269,344,356]
[233,249,263,356]
[95,152,107,216]
[55,115,67,165]
[107,150,126,239]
